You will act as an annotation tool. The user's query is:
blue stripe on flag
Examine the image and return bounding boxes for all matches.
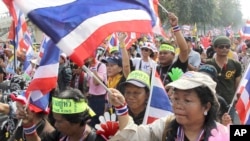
[150,86,173,112]
[27,0,156,43]
[39,40,60,66]
[30,93,50,110]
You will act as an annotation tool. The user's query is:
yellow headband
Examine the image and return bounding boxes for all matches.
[52,97,95,116]
[159,44,175,53]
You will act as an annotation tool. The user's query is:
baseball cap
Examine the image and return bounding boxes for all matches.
[120,70,150,89]
[102,56,122,67]
[166,71,216,95]
[213,36,230,46]
[141,42,154,51]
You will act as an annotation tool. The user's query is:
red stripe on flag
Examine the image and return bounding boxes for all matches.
[27,77,58,94]
[70,20,152,66]
[147,116,158,124]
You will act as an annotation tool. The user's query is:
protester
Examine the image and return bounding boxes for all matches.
[70,64,85,93]
[108,71,229,141]
[131,41,157,75]
[157,13,189,86]
[0,92,54,141]
[185,37,201,71]
[85,53,107,127]
[198,64,232,125]
[102,32,131,93]
[205,36,242,124]
[119,70,150,125]
[17,89,107,141]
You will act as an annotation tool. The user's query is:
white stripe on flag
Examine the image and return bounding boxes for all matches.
[33,63,59,79]
[148,107,173,118]
[241,89,250,109]
[14,0,75,13]
[30,90,43,101]
[57,9,151,55]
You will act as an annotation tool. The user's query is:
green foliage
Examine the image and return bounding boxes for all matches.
[158,0,243,31]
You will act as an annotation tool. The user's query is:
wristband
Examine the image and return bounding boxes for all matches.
[119,42,125,49]
[115,103,128,116]
[23,124,37,135]
[172,25,180,32]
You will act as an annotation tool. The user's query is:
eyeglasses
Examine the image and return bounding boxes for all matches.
[217,44,230,49]
[141,48,150,52]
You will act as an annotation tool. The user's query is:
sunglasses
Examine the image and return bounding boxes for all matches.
[217,44,230,49]
[141,48,150,52]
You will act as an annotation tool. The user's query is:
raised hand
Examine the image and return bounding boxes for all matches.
[108,88,126,107]
[168,12,178,27]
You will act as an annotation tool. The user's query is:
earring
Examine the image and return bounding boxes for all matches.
[204,111,207,116]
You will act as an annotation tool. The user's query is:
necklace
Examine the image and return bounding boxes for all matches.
[214,58,227,77]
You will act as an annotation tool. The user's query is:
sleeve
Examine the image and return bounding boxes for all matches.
[97,63,107,82]
[109,116,171,141]
[234,61,242,78]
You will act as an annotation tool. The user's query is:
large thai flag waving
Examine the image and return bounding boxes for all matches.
[236,63,250,125]
[12,0,156,66]
[143,69,173,124]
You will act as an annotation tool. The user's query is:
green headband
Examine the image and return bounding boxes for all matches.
[52,97,96,116]
[159,44,175,53]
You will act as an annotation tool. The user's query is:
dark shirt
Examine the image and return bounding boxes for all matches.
[157,56,188,86]
[129,108,146,125]
[206,58,242,104]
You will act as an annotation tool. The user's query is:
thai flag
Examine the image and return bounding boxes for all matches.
[240,20,250,40]
[151,0,168,39]
[236,63,250,125]
[13,0,156,66]
[143,69,173,124]
[225,25,232,37]
[10,91,50,113]
[39,34,50,59]
[4,1,35,73]
[108,32,141,49]
[26,38,60,95]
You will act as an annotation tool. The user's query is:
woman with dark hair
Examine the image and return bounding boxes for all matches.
[119,70,150,125]
[108,71,229,141]
[17,88,106,141]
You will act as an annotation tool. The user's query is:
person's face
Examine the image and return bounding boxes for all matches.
[158,51,175,65]
[106,63,122,77]
[53,113,80,136]
[124,84,148,113]
[171,89,209,127]
[141,48,151,57]
[214,44,230,57]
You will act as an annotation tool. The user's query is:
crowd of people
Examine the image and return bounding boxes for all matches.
[0,11,249,141]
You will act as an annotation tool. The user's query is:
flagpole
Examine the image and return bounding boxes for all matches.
[157,2,169,14]
[82,65,123,105]
[227,62,250,113]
